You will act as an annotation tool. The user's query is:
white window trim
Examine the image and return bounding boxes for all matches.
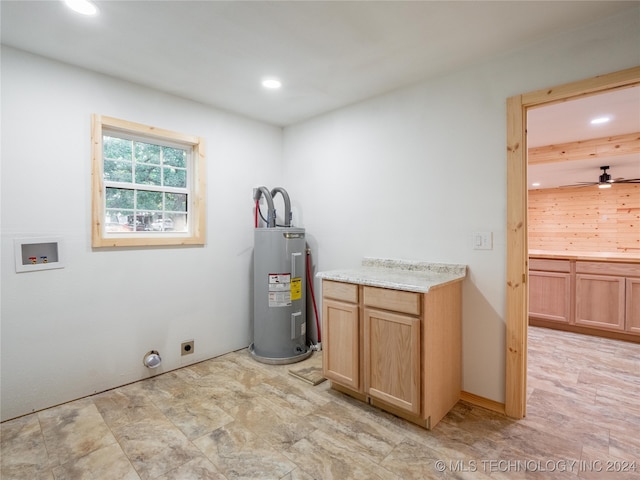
[92,114,206,247]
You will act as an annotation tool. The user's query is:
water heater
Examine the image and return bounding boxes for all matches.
[250,187,311,364]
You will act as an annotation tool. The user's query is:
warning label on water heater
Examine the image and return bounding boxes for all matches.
[268,273,291,307]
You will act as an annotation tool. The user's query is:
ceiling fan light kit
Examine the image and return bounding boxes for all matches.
[598,166,613,188]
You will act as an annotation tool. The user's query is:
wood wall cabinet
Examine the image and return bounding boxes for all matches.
[321,278,462,429]
[529,257,640,342]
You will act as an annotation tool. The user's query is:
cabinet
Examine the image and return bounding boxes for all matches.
[575,274,625,331]
[322,281,360,392]
[529,257,640,341]
[364,289,421,415]
[627,278,640,335]
[322,278,462,429]
[529,259,572,324]
[575,262,638,335]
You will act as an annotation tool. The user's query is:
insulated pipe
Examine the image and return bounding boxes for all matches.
[306,248,321,343]
[270,187,291,227]
[254,186,276,227]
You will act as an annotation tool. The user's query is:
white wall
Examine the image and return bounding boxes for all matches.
[0,47,283,421]
[283,7,640,403]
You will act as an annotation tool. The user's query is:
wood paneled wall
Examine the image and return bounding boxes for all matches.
[528,183,640,253]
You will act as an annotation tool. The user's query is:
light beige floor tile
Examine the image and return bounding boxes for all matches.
[222,395,315,449]
[111,418,203,479]
[279,467,316,480]
[283,429,401,480]
[92,383,166,429]
[0,414,53,480]
[38,399,117,466]
[194,423,296,480]
[51,443,139,480]
[580,444,640,480]
[380,436,492,480]
[154,456,227,480]
[253,374,330,417]
[307,399,407,463]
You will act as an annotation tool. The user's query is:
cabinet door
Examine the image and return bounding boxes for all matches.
[322,299,360,390]
[626,278,640,335]
[575,274,625,331]
[529,271,571,323]
[364,308,420,415]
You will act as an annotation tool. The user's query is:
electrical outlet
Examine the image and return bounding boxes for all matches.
[181,340,194,356]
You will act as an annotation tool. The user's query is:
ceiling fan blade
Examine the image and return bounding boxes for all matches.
[558,182,597,188]
[611,178,640,183]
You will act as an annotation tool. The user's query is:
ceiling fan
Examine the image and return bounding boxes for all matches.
[561,165,640,189]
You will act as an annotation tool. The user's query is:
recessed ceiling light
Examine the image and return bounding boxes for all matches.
[63,0,98,16]
[531,182,541,187]
[262,78,282,90]
[590,116,611,125]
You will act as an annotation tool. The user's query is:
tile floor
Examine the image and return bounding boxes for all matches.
[1,326,639,479]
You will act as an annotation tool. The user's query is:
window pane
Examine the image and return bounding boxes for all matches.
[106,188,134,209]
[163,147,186,168]
[165,193,187,212]
[135,142,161,164]
[171,213,188,232]
[135,164,161,185]
[104,159,132,182]
[105,209,133,232]
[128,213,153,231]
[163,167,187,188]
[151,215,175,231]
[136,190,162,211]
[103,136,132,160]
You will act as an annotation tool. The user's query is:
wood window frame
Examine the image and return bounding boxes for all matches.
[505,66,640,418]
[91,114,206,247]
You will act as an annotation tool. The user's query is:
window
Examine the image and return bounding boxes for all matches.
[92,115,206,247]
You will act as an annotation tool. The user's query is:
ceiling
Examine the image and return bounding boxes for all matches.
[528,85,640,189]
[1,0,638,187]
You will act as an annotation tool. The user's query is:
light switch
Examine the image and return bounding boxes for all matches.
[473,232,492,250]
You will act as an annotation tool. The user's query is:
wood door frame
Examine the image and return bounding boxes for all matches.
[505,66,640,418]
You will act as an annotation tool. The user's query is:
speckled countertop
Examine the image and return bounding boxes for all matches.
[316,258,467,293]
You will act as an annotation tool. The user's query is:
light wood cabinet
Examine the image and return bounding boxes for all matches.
[322,279,462,429]
[364,307,421,415]
[322,281,361,392]
[529,257,640,342]
[575,274,625,331]
[626,278,640,335]
[575,262,636,334]
[529,258,572,324]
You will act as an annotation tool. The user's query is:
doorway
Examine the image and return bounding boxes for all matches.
[504,66,640,419]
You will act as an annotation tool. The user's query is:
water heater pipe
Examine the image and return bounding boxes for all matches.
[306,248,321,344]
[270,187,291,227]
[254,199,259,228]
[254,186,276,227]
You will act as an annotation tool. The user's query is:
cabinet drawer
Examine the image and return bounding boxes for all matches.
[529,258,571,273]
[576,261,640,277]
[363,286,420,315]
[322,280,358,303]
